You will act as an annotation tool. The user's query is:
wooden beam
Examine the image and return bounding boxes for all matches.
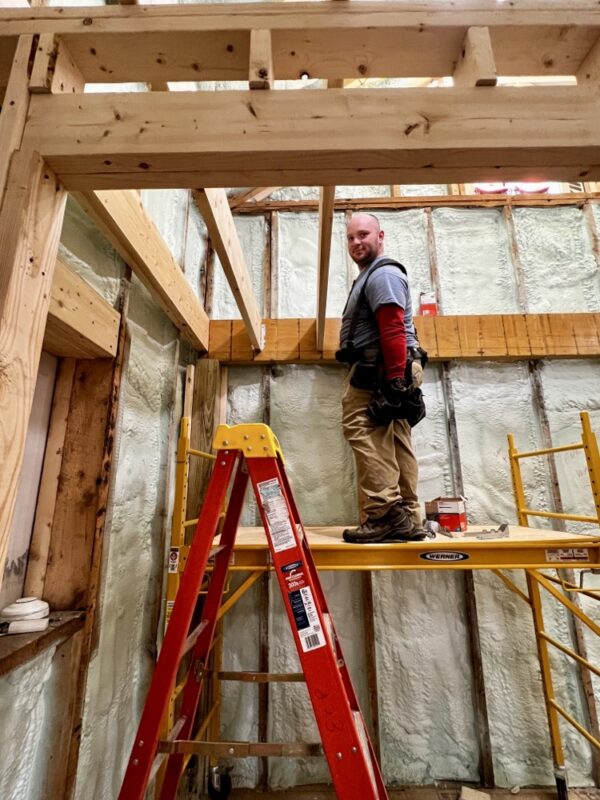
[24,87,600,189]
[0,150,66,592]
[193,188,262,350]
[43,259,120,358]
[229,187,281,209]
[249,29,273,89]
[316,186,335,351]
[73,189,209,350]
[206,313,600,364]
[453,26,497,87]
[0,36,33,204]
[2,3,600,84]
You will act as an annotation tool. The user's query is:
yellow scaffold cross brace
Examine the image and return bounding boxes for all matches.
[212,423,284,461]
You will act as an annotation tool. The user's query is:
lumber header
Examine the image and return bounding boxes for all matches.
[207,314,600,364]
[22,88,600,189]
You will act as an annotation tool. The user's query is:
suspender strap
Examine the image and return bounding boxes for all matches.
[342,258,407,348]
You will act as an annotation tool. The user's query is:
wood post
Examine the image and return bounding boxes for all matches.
[0,149,66,591]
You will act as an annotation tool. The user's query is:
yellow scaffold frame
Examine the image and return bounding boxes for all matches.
[506,410,600,800]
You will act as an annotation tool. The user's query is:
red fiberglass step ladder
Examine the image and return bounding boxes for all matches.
[118,422,388,800]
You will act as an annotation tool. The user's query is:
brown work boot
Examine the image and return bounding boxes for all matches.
[343,504,422,543]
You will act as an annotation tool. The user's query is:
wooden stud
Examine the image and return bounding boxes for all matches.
[249,29,273,89]
[75,190,209,350]
[30,34,84,95]
[316,186,336,351]
[186,359,222,522]
[503,206,529,312]
[193,188,263,351]
[362,572,381,762]
[41,358,116,609]
[64,294,128,796]
[262,211,272,317]
[453,27,497,87]
[24,358,76,599]
[425,207,443,311]
[582,200,600,271]
[44,258,121,359]
[0,150,66,591]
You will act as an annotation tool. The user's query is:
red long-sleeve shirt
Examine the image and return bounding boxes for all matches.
[375,304,407,379]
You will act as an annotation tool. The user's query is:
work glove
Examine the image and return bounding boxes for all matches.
[381,377,411,403]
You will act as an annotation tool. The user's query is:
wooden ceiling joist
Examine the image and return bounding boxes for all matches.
[249,28,273,89]
[2,2,600,84]
[453,26,497,87]
[44,259,120,359]
[193,188,263,351]
[316,186,336,352]
[74,190,209,351]
[23,87,600,189]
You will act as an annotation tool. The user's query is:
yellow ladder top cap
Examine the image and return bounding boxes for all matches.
[213,423,284,461]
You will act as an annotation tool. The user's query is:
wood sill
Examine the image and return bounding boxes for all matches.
[0,610,85,678]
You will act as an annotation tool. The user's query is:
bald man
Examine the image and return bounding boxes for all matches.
[338,213,427,543]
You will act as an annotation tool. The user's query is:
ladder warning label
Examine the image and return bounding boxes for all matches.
[257,478,296,553]
[546,548,590,562]
[289,587,326,652]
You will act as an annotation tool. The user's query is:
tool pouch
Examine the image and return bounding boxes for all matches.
[350,361,379,391]
[367,387,426,428]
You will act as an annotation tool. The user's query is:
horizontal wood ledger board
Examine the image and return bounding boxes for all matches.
[208,314,600,364]
[21,87,600,189]
[233,193,600,214]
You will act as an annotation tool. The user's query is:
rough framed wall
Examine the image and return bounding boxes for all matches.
[215,198,600,792]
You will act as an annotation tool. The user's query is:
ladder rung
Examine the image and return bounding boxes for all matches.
[157,739,323,758]
[218,671,305,683]
[182,621,208,657]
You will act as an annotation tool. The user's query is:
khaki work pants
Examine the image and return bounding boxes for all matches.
[341,362,423,527]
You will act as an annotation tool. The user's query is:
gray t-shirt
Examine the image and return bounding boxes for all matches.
[339,256,418,350]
